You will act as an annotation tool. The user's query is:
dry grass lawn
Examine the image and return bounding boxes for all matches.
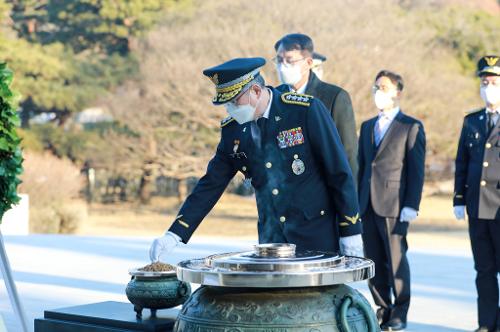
[80,191,467,238]
[80,192,259,239]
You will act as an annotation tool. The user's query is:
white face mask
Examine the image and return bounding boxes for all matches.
[224,90,259,124]
[277,63,302,86]
[374,90,397,110]
[480,85,500,106]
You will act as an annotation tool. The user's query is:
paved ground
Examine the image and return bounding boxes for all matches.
[0,233,481,331]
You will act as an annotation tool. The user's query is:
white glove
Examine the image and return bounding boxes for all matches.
[400,207,418,223]
[149,231,182,262]
[339,234,364,257]
[454,205,466,220]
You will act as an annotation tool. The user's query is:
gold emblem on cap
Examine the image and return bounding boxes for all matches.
[210,73,219,85]
[485,56,498,67]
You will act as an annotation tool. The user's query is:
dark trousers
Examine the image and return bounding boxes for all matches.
[468,217,500,330]
[362,203,411,323]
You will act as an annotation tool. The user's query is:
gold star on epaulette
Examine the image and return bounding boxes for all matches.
[281,92,313,107]
[221,116,235,128]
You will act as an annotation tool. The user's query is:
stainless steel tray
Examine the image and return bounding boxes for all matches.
[176,243,374,288]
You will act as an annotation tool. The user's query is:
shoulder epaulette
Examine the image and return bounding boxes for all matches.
[281,92,313,107]
[465,108,485,116]
[220,116,235,128]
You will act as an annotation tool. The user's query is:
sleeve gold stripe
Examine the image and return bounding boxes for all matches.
[178,220,189,228]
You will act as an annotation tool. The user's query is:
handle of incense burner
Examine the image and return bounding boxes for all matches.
[339,294,379,332]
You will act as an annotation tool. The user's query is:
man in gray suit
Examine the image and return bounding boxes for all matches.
[273,33,358,179]
[358,70,426,331]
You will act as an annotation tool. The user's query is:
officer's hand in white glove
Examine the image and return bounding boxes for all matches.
[339,234,364,257]
[149,231,182,262]
[400,207,418,223]
[453,205,466,220]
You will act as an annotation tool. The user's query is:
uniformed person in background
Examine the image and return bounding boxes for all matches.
[311,51,327,80]
[149,57,363,261]
[454,55,500,332]
[273,34,358,181]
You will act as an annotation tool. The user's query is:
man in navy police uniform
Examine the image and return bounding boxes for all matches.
[149,57,363,260]
[454,55,500,332]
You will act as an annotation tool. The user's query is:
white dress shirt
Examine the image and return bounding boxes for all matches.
[289,81,308,94]
[486,107,499,127]
[374,107,400,146]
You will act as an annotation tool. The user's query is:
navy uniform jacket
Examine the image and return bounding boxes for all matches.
[276,71,358,180]
[454,108,500,220]
[169,87,361,252]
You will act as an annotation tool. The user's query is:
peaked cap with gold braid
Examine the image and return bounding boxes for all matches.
[202,57,266,105]
[477,55,500,77]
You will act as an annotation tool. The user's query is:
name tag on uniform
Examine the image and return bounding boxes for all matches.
[277,127,305,149]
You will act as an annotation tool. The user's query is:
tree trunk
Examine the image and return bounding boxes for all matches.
[138,160,155,204]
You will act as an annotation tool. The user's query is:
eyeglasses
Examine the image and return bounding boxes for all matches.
[372,85,397,93]
[271,56,306,66]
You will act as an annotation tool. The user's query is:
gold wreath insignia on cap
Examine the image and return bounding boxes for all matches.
[484,56,498,67]
[485,56,499,67]
[210,73,219,85]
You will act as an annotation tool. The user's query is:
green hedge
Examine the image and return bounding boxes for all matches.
[0,63,23,222]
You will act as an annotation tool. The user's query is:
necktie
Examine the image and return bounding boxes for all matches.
[488,111,499,130]
[251,117,266,149]
[374,116,387,146]
[257,117,267,135]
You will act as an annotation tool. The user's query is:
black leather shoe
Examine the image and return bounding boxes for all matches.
[376,308,391,326]
[381,319,407,331]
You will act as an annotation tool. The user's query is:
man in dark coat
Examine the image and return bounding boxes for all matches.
[454,55,500,332]
[149,57,363,262]
[358,70,426,331]
[273,33,358,180]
